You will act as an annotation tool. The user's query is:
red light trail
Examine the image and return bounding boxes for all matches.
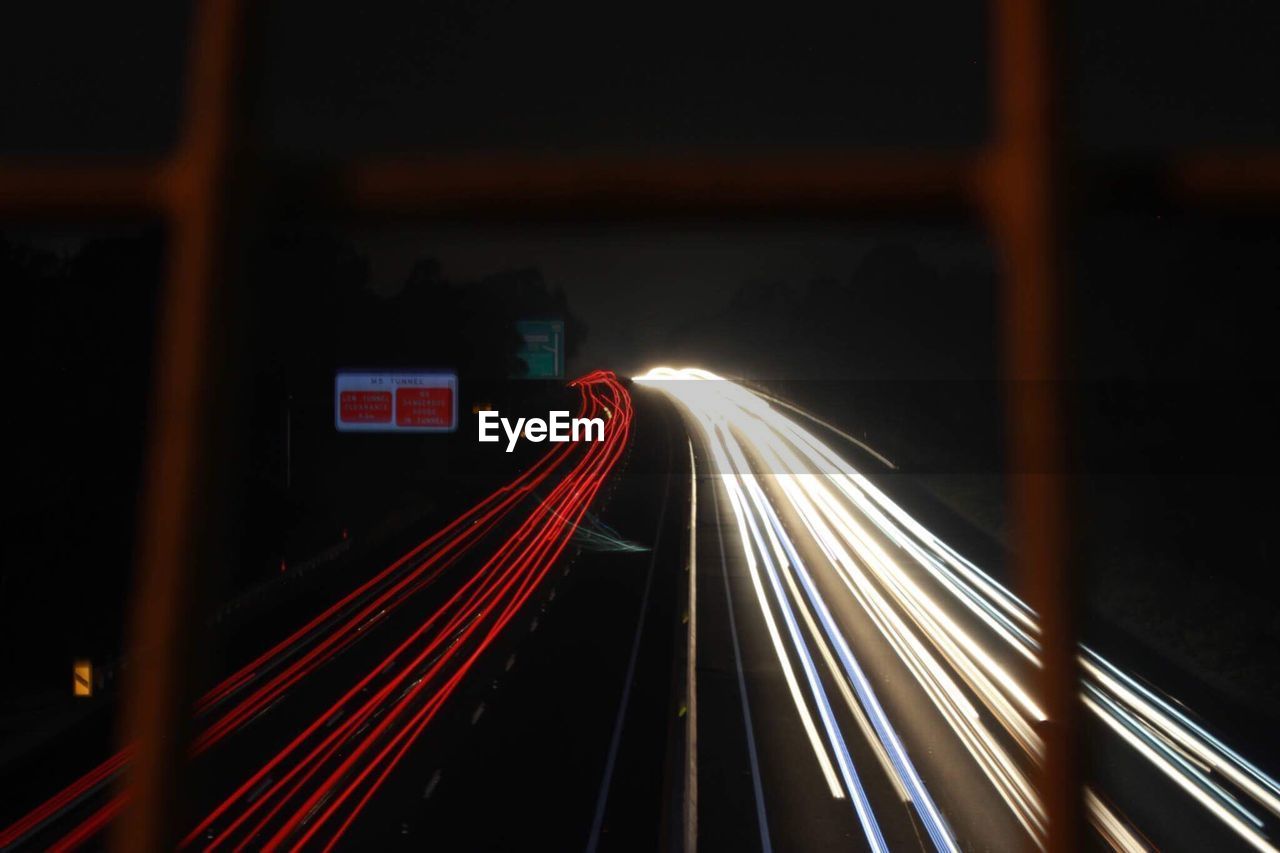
[1,371,632,852]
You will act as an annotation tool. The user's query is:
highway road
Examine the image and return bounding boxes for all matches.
[3,367,1279,851]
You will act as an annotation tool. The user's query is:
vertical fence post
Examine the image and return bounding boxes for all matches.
[112,2,248,850]
[987,0,1083,850]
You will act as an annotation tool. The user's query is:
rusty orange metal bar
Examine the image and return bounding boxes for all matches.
[109,0,248,850]
[7,151,1280,219]
[7,150,1280,219]
[1173,150,1280,200]
[985,0,1081,850]
[296,150,980,218]
[0,162,165,215]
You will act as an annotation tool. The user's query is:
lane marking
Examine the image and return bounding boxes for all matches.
[710,462,774,853]
[585,440,673,853]
[423,770,441,800]
[685,439,699,853]
[711,426,846,801]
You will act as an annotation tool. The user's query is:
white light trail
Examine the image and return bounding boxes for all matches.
[701,414,847,802]
[637,366,1280,853]
[649,373,954,852]
[717,426,891,852]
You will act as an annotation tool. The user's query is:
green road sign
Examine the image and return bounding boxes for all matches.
[515,319,564,378]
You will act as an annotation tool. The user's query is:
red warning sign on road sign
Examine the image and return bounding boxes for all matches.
[396,386,453,428]
[339,390,393,423]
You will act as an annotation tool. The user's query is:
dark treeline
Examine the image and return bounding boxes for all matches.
[662,242,1005,473]
[245,229,585,388]
[665,242,997,382]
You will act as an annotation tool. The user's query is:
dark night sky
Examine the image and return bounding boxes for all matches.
[2,1,1279,375]
[3,2,1278,156]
